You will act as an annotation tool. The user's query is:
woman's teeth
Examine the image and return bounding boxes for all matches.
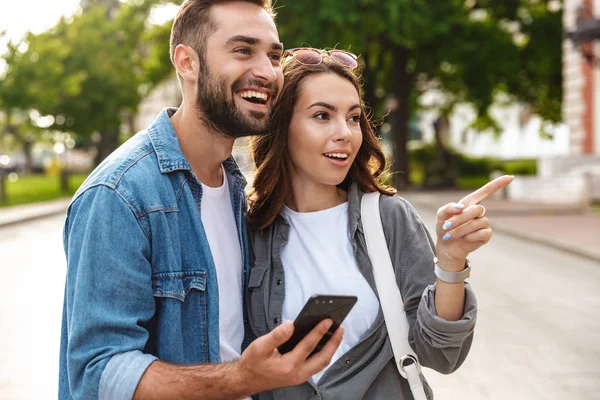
[324,153,348,159]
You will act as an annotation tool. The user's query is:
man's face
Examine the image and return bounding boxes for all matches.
[196,2,283,138]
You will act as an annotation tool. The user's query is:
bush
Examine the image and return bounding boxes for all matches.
[409,143,499,179]
[502,159,537,176]
[408,143,537,187]
[455,154,499,177]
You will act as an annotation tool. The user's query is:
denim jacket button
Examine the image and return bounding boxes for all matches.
[276,279,282,286]
[274,318,279,324]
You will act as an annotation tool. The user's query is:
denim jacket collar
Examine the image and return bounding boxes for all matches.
[147,107,246,185]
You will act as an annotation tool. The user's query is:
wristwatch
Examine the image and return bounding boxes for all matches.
[434,257,471,283]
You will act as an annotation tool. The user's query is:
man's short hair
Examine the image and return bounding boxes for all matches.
[169,0,275,64]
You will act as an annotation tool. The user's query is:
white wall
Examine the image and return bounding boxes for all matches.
[417,92,570,160]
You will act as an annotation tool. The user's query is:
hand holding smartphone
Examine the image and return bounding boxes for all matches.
[277,294,357,356]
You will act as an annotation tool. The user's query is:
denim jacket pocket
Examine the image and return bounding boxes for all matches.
[248,264,270,337]
[152,270,207,301]
[151,269,210,362]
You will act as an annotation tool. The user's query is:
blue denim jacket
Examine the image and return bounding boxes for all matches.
[59,108,250,399]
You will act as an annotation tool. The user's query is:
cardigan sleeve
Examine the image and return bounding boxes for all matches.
[380,195,477,374]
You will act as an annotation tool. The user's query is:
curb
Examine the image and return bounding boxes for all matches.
[409,200,600,264]
[0,199,70,229]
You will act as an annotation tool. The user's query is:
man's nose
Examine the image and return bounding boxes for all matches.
[251,55,278,83]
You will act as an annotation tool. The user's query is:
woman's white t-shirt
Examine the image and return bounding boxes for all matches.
[281,202,380,384]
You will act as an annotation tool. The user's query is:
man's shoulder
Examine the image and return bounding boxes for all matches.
[72,130,165,206]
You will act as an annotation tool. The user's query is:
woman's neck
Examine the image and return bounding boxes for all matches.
[285,181,348,213]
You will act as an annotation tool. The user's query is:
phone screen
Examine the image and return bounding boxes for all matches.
[277,294,358,356]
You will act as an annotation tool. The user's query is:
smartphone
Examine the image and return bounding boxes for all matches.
[277,294,358,356]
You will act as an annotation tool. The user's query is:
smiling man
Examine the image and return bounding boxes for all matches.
[58,1,344,399]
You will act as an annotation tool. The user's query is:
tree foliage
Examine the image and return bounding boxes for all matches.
[275,0,562,187]
[0,0,178,165]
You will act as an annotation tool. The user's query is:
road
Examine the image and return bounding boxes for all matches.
[0,214,66,400]
[0,210,599,399]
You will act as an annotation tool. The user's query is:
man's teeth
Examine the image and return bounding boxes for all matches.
[324,153,348,159]
[239,90,268,100]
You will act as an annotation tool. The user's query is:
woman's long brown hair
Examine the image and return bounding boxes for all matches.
[247,54,396,230]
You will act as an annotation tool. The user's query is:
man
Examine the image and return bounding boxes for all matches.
[59,1,344,398]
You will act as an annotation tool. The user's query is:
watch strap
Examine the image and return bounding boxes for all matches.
[434,257,471,283]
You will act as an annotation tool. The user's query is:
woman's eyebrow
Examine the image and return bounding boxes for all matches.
[307,102,361,112]
[308,102,336,111]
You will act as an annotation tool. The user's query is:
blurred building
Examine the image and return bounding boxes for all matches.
[564,0,600,155]
[134,77,182,132]
[535,0,600,205]
[416,0,600,205]
[416,95,569,160]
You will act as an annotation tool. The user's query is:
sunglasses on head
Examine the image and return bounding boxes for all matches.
[283,48,358,69]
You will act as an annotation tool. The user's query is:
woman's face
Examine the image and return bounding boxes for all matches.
[286,72,363,189]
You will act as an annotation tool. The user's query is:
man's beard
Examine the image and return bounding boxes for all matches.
[195,63,277,139]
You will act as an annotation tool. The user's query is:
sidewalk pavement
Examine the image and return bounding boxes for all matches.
[401,190,600,264]
[0,198,71,228]
[1,192,599,263]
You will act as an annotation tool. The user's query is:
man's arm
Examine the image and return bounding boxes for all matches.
[133,320,344,399]
[63,185,157,399]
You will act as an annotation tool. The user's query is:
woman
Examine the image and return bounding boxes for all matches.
[247,47,512,399]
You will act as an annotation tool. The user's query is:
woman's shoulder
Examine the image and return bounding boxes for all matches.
[376,192,426,234]
[378,193,420,218]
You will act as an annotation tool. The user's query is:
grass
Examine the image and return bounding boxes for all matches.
[407,167,489,190]
[0,173,88,207]
[593,203,600,213]
[456,176,490,190]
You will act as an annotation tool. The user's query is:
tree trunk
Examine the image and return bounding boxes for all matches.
[94,130,119,166]
[423,115,457,188]
[21,140,33,174]
[389,44,412,190]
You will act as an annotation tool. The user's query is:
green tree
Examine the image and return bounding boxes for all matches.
[275,0,562,188]
[1,0,178,166]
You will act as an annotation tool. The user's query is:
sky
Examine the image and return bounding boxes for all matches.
[0,0,178,46]
[0,0,179,74]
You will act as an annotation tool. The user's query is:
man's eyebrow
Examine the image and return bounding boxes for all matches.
[225,35,283,51]
[225,35,259,46]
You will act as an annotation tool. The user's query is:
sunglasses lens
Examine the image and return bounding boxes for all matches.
[293,49,322,65]
[330,51,358,68]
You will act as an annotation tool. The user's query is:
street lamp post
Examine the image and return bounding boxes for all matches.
[0,155,10,204]
[566,2,600,65]
[0,169,5,204]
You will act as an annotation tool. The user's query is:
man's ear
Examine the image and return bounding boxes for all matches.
[173,44,199,82]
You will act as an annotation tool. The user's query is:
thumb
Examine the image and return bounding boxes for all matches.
[255,321,295,353]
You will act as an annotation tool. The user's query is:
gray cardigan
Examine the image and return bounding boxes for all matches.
[248,184,477,400]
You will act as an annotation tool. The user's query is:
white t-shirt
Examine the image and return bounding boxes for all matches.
[200,167,244,363]
[281,202,380,384]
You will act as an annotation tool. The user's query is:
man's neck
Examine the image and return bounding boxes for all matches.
[170,102,235,187]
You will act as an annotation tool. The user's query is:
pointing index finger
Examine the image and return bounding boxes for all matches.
[458,175,514,206]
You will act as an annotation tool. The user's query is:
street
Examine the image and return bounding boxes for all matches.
[0,215,65,399]
[0,209,599,399]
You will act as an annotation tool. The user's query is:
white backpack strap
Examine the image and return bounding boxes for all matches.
[361,192,428,400]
